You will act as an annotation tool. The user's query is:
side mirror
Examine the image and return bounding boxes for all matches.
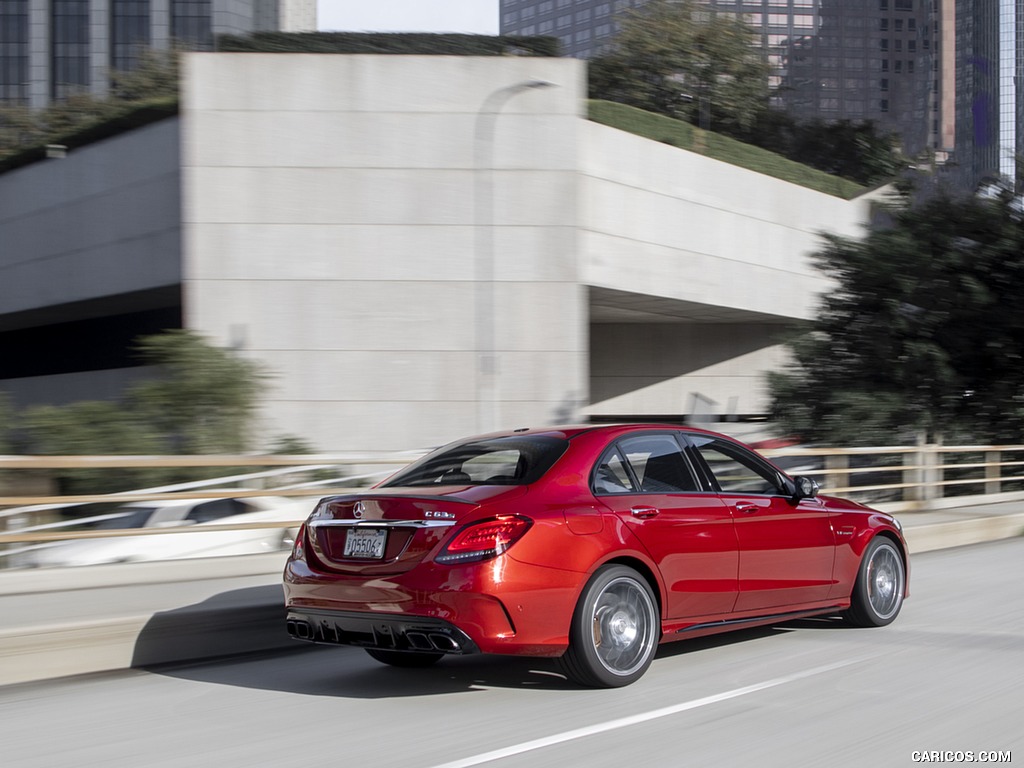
[792,475,819,501]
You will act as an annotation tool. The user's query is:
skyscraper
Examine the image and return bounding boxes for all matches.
[779,0,938,159]
[500,0,947,165]
[953,0,1023,188]
[0,0,316,108]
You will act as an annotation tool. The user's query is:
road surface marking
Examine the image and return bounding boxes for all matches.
[428,657,872,768]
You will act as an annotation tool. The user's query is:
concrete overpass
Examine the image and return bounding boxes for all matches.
[0,54,884,452]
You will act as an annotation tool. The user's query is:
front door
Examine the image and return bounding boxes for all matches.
[685,435,835,613]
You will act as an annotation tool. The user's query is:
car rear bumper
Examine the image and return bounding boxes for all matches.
[283,554,582,656]
[286,608,481,654]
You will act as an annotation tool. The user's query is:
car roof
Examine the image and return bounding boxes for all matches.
[470,423,731,442]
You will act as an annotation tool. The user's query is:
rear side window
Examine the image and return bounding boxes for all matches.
[593,434,700,494]
[382,436,569,487]
[93,507,154,530]
[593,448,635,493]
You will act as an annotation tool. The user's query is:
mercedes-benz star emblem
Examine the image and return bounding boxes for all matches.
[353,501,365,519]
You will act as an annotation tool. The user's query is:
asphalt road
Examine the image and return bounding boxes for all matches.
[2,539,1021,768]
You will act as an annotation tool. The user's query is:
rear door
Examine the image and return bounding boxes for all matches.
[684,434,835,612]
[593,432,739,620]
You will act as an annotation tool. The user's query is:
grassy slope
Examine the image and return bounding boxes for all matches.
[587,100,866,200]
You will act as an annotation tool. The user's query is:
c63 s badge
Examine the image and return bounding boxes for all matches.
[424,510,456,520]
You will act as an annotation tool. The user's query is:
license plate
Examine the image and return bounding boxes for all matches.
[343,528,387,559]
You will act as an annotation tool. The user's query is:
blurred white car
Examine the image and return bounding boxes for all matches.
[21,496,312,567]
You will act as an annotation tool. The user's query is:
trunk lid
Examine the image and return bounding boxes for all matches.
[306,485,525,574]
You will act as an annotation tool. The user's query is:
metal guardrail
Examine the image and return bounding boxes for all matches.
[762,444,1024,510]
[1,444,1023,552]
[0,454,420,559]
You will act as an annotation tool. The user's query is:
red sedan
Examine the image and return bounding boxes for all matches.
[283,424,908,687]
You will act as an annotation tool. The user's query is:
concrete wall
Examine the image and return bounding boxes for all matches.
[0,54,884,451]
[0,120,182,318]
[589,322,789,418]
[181,54,588,451]
[579,121,874,322]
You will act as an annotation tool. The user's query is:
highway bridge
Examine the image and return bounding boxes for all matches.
[1,536,1019,767]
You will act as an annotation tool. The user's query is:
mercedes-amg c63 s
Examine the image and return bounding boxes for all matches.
[283,424,908,687]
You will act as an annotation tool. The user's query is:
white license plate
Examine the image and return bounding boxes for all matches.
[343,528,387,559]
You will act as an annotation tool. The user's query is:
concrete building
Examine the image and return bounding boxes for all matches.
[0,54,883,452]
[0,0,316,108]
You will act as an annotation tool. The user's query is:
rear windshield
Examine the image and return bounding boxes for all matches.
[381,435,569,487]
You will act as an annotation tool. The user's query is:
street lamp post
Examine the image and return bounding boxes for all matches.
[473,79,556,434]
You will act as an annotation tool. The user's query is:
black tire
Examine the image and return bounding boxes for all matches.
[559,565,659,688]
[365,649,444,668]
[846,537,906,627]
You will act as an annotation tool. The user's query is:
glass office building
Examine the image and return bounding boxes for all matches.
[0,1,30,103]
[953,0,1023,188]
[501,1,939,156]
[780,0,937,158]
[0,0,316,107]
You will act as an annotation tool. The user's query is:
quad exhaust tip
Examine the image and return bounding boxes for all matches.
[286,619,313,640]
[287,619,462,652]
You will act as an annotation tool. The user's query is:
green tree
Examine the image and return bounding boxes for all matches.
[20,330,267,494]
[768,183,1024,445]
[589,0,771,134]
[108,47,180,102]
[0,104,42,157]
[21,401,169,494]
[0,47,179,162]
[0,391,12,455]
[794,119,901,186]
[738,113,903,186]
[129,330,266,455]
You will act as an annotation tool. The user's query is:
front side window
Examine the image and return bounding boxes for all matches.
[689,437,784,495]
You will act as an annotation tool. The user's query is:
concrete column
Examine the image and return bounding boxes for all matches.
[28,0,49,108]
[152,0,171,51]
[902,448,922,504]
[921,437,943,503]
[90,0,111,99]
[824,452,848,494]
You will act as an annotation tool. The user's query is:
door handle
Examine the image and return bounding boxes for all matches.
[630,506,659,519]
[735,502,760,514]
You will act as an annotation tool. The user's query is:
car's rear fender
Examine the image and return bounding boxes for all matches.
[593,554,664,624]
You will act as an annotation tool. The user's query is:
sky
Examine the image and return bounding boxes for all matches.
[317,0,499,34]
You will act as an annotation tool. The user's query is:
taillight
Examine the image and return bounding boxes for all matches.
[435,515,532,564]
[291,524,307,561]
